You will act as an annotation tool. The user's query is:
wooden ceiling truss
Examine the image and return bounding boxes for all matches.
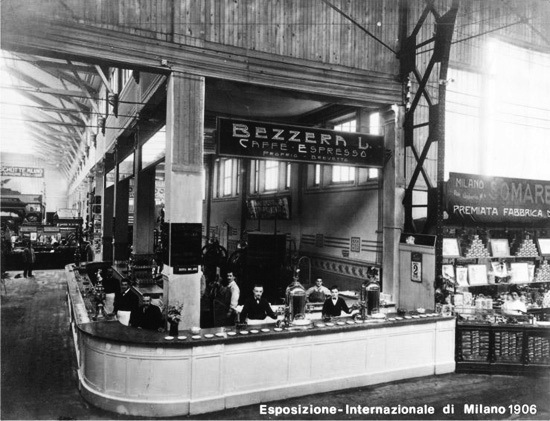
[2,52,102,176]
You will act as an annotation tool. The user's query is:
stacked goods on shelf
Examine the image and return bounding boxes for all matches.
[460,330,490,360]
[495,331,523,362]
[534,260,550,282]
[464,235,491,258]
[515,236,539,258]
[528,336,550,364]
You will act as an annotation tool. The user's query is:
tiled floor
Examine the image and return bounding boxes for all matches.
[1,269,549,420]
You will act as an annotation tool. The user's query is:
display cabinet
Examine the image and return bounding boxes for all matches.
[441,230,550,306]
[456,318,550,375]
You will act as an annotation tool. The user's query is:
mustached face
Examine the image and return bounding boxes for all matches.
[253,287,263,300]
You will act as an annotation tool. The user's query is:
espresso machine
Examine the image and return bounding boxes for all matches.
[359,277,381,319]
[282,270,311,327]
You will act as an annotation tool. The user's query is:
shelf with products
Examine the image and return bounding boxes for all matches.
[441,227,550,287]
[440,228,550,323]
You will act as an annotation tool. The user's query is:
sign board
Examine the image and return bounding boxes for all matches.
[247,196,291,220]
[1,166,44,178]
[411,252,422,283]
[161,223,202,271]
[217,117,385,167]
[446,172,550,226]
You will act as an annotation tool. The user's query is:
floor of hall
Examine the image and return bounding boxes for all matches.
[1,269,549,421]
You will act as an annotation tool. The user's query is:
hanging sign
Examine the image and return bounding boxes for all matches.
[161,222,202,273]
[446,172,550,226]
[217,118,385,167]
[411,252,423,283]
[246,196,291,220]
[1,166,44,178]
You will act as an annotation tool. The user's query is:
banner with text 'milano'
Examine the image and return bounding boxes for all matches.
[446,172,550,226]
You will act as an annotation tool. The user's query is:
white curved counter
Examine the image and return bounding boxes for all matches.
[66,266,455,417]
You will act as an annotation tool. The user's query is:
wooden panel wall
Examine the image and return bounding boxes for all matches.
[26,0,400,74]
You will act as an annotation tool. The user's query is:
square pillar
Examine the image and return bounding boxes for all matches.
[113,177,130,261]
[162,72,205,329]
[132,143,156,255]
[93,166,105,262]
[381,105,406,304]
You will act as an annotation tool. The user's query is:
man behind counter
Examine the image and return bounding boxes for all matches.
[240,284,277,322]
[130,294,164,331]
[322,285,352,318]
[306,277,331,303]
[113,278,139,326]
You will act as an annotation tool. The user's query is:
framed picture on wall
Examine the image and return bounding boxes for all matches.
[442,264,455,284]
[456,266,469,287]
[442,238,461,258]
[468,264,488,286]
[490,239,510,257]
[537,238,550,257]
[510,262,530,284]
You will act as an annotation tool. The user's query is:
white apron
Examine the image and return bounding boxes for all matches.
[117,310,131,326]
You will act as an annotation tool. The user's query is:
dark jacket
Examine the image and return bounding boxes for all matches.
[102,276,119,294]
[130,304,164,330]
[114,289,139,313]
[23,247,36,264]
[322,297,351,317]
[240,296,277,320]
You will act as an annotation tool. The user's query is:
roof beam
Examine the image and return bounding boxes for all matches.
[27,107,86,142]
[4,84,87,99]
[41,65,98,96]
[59,78,90,127]
[26,127,77,161]
[1,18,401,107]
[67,60,100,114]
[3,65,76,109]
[14,60,94,114]
[94,64,114,94]
[13,52,97,73]
[29,103,86,126]
[25,120,79,145]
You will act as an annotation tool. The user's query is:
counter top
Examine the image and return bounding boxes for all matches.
[77,313,454,347]
[457,319,550,330]
[68,264,454,348]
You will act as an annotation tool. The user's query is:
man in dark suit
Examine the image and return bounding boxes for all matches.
[23,242,36,278]
[130,294,164,331]
[240,284,277,322]
[113,278,139,326]
[322,285,352,318]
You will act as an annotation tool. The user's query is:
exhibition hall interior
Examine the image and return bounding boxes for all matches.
[1,0,549,419]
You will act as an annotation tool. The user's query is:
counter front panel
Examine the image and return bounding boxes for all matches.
[66,265,456,417]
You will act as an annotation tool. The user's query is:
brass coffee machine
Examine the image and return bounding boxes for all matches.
[359,277,380,319]
[282,270,311,327]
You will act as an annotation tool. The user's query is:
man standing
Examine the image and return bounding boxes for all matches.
[23,242,36,278]
[225,271,240,324]
[240,284,277,322]
[306,277,331,303]
[113,278,139,326]
[213,271,240,326]
[130,294,164,331]
[322,285,352,318]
